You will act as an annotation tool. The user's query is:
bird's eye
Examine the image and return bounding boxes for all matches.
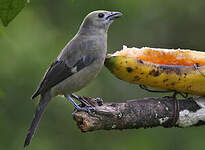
[98,13,105,18]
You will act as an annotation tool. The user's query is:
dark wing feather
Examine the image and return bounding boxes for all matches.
[31,56,94,99]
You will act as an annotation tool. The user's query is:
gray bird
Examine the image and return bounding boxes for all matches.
[24,10,122,147]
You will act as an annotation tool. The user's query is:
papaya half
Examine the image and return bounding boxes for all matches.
[104,46,205,96]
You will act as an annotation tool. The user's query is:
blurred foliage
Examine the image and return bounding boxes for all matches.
[0,88,4,100]
[0,0,27,26]
[0,0,205,150]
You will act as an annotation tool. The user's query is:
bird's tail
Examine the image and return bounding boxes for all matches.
[24,91,51,147]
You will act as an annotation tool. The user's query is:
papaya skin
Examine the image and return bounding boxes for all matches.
[105,56,205,96]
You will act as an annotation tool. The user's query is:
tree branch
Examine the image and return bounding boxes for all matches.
[72,96,205,132]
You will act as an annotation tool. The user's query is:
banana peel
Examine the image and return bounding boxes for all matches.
[105,46,205,96]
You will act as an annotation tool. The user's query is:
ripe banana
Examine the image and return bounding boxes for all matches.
[105,46,205,96]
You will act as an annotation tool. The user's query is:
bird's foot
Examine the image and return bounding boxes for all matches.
[71,93,92,107]
[75,105,95,114]
[94,97,103,106]
[65,95,95,114]
[71,93,103,106]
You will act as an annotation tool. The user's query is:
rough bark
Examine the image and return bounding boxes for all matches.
[72,96,205,132]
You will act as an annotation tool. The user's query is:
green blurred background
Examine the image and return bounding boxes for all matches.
[0,0,205,150]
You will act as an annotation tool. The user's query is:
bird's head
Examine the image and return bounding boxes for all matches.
[79,10,123,34]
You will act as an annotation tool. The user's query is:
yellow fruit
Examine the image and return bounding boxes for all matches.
[105,46,205,96]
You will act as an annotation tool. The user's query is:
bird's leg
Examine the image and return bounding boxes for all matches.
[71,93,103,106]
[66,95,82,109]
[65,95,95,113]
[71,93,93,107]
[71,93,80,100]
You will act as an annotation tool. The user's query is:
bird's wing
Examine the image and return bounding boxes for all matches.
[31,55,94,99]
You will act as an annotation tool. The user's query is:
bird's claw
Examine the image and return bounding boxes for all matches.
[94,97,103,106]
[67,94,101,114]
[75,105,96,114]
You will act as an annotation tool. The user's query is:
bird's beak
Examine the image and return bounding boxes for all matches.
[106,12,123,20]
